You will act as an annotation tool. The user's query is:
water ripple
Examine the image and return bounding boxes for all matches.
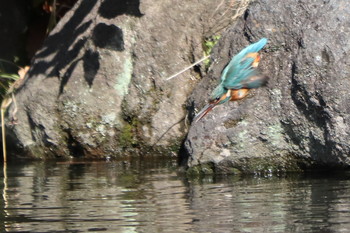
[2,161,350,232]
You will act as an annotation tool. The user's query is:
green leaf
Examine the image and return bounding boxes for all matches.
[0,73,19,81]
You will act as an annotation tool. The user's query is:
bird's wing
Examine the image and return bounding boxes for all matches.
[220,38,268,89]
[223,66,268,89]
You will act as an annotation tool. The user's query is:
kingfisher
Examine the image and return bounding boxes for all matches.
[194,38,268,122]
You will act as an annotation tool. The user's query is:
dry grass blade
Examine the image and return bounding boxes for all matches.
[1,108,7,162]
[205,0,253,37]
[166,1,252,82]
[166,55,210,81]
[0,97,12,163]
[1,65,29,163]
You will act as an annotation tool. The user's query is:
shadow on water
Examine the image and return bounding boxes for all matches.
[1,158,350,232]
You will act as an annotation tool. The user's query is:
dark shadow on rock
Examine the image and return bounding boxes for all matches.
[83,49,100,87]
[65,128,85,158]
[57,37,89,94]
[92,23,124,51]
[59,58,81,95]
[28,0,98,82]
[290,62,328,128]
[98,0,143,18]
[178,137,191,167]
[26,110,54,148]
[37,20,91,78]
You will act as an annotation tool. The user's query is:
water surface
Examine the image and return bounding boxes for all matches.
[1,158,350,232]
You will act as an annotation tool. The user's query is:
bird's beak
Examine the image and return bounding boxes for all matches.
[193,101,218,123]
[193,91,230,123]
[193,103,216,122]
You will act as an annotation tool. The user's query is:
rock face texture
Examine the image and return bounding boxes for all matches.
[6,0,245,159]
[7,0,350,171]
[185,0,350,173]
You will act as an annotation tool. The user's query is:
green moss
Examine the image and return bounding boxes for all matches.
[25,143,67,160]
[203,35,221,55]
[118,173,139,188]
[228,167,242,175]
[200,163,215,174]
[27,146,46,159]
[119,123,136,148]
[186,166,200,177]
[267,44,284,52]
[203,35,221,68]
[186,154,307,177]
[232,155,305,175]
[186,163,215,177]
[165,137,182,153]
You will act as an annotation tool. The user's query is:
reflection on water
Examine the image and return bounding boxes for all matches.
[1,158,350,232]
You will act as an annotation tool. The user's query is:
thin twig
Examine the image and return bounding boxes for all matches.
[166,55,211,81]
[1,108,6,162]
[152,116,185,146]
[211,0,226,19]
[0,58,21,69]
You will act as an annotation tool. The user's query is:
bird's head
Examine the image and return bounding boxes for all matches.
[209,84,230,105]
[193,84,228,123]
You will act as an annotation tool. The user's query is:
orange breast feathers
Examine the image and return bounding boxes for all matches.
[215,89,250,103]
[228,88,250,101]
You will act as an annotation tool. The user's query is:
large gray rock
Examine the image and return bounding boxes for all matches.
[184,0,350,174]
[6,0,246,158]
